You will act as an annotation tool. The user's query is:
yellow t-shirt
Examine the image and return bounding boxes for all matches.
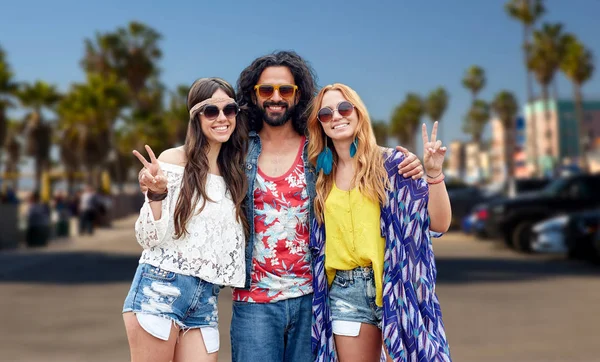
[324,182,385,307]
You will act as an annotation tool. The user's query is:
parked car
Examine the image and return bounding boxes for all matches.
[462,203,489,238]
[564,208,600,263]
[592,228,600,264]
[532,209,600,264]
[486,174,600,252]
[450,178,550,232]
[469,178,550,239]
[448,186,484,229]
[531,214,570,254]
[487,177,552,199]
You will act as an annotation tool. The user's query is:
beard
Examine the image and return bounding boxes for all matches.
[259,101,296,127]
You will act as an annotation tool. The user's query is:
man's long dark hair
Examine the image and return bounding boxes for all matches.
[236,50,318,135]
[173,77,248,238]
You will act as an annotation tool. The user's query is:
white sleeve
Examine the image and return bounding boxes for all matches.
[134,169,179,249]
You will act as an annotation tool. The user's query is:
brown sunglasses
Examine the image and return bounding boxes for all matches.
[254,84,298,99]
[317,101,354,123]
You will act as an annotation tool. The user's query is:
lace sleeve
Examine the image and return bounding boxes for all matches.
[134,167,183,249]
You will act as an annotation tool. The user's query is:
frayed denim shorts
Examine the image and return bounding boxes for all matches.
[329,266,382,337]
[122,263,221,351]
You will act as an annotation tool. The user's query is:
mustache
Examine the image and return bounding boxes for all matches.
[263,101,288,108]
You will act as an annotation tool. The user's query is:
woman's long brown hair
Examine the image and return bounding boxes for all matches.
[173,78,248,238]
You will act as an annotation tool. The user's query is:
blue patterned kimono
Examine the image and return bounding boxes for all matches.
[309,149,452,362]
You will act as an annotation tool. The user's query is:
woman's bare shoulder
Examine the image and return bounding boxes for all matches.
[158,146,187,167]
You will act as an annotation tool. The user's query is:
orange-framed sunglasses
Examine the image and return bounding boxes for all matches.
[254,84,298,99]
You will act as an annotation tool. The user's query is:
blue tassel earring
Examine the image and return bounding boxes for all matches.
[349,137,358,158]
[316,136,333,175]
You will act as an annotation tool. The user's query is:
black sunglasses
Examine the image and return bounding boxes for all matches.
[200,102,240,121]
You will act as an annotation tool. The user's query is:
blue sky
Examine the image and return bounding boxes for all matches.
[1,0,599,152]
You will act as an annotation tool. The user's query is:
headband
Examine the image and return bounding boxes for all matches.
[189,97,236,118]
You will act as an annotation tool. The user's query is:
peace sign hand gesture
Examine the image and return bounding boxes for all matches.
[133,145,168,194]
[422,121,447,177]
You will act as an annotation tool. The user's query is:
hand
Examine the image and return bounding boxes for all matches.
[133,145,168,194]
[138,168,149,193]
[422,121,447,177]
[395,146,424,180]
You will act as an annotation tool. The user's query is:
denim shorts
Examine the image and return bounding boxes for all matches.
[329,266,382,336]
[123,263,221,334]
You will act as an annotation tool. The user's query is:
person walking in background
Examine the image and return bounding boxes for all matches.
[25,191,50,248]
[78,184,97,235]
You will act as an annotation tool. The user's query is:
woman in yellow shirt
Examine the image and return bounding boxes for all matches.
[307,83,452,361]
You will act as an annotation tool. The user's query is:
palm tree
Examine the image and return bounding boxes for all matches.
[83,21,162,108]
[16,81,61,191]
[0,45,18,173]
[58,126,80,194]
[115,22,162,98]
[462,66,486,102]
[426,87,449,140]
[371,120,389,146]
[464,100,490,145]
[528,22,569,157]
[57,73,128,187]
[560,35,595,170]
[463,99,490,182]
[126,80,169,150]
[391,93,424,152]
[4,120,21,189]
[82,23,162,188]
[165,84,191,146]
[492,91,519,179]
[391,106,413,151]
[81,33,121,79]
[505,0,545,175]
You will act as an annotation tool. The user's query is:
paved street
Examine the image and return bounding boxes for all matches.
[1,216,599,362]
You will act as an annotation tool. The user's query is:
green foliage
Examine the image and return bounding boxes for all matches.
[561,35,594,86]
[57,73,129,170]
[16,81,61,114]
[462,66,486,98]
[0,44,18,168]
[391,93,424,149]
[165,84,191,147]
[505,0,545,26]
[528,23,570,86]
[491,90,518,128]
[426,87,449,122]
[463,99,490,143]
[16,80,61,167]
[371,120,389,146]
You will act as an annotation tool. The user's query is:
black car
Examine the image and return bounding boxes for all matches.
[564,208,600,263]
[471,178,551,239]
[450,178,550,231]
[485,174,600,252]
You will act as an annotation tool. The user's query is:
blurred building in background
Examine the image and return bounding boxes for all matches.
[448,141,466,180]
[490,118,506,183]
[490,116,527,183]
[448,140,492,184]
[524,99,600,175]
[464,143,490,184]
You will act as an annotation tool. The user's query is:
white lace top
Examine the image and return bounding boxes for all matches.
[134,161,246,287]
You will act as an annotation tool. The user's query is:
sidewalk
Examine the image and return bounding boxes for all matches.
[43,216,142,254]
[0,214,233,362]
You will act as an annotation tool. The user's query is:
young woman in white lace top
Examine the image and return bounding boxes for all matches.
[122,77,248,362]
